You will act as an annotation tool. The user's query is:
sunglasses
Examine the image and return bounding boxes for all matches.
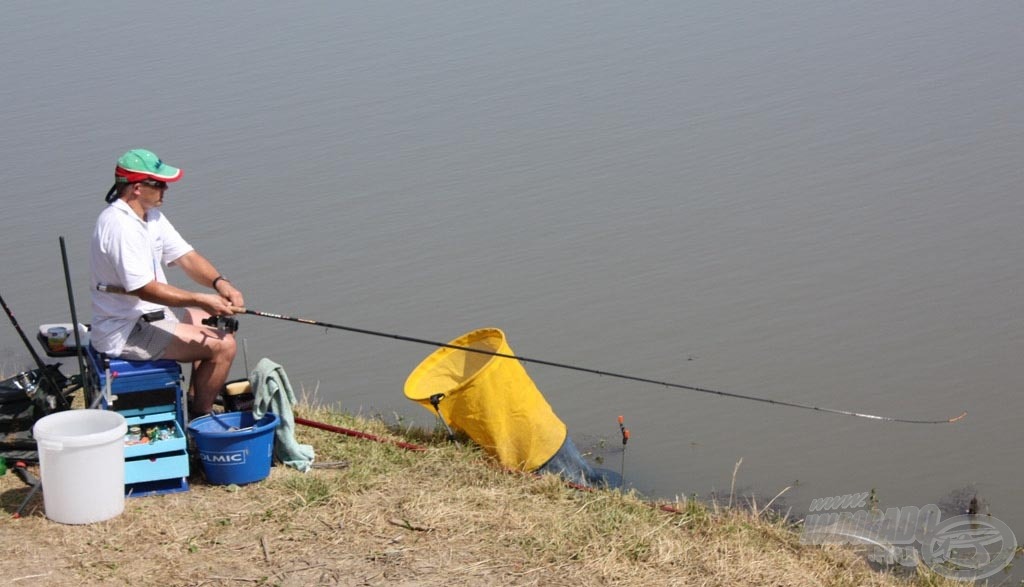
[140,179,169,190]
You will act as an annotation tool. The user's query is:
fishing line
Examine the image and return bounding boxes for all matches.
[238,308,967,425]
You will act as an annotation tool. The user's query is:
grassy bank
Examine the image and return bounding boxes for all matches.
[0,403,961,586]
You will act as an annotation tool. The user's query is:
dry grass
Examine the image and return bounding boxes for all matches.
[0,404,962,587]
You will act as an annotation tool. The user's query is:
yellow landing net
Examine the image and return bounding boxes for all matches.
[404,328,566,472]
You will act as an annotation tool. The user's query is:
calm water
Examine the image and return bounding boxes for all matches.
[3,0,1023,555]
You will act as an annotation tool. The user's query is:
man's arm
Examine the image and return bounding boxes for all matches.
[131,280,235,316]
[171,251,245,308]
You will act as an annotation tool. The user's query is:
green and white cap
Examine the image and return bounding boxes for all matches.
[114,148,183,183]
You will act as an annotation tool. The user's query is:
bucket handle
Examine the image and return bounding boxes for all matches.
[38,439,64,451]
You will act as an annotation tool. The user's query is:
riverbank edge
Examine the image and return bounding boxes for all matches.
[0,403,962,586]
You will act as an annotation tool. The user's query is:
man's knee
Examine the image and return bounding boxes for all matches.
[216,334,237,360]
[164,323,236,362]
[202,330,236,361]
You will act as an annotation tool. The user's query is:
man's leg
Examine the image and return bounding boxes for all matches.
[162,310,237,415]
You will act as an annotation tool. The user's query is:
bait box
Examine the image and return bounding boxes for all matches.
[35,323,90,357]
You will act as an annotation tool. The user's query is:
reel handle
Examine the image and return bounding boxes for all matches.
[201,315,239,333]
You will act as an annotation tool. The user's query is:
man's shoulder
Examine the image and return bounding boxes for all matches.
[98,201,134,221]
[94,203,145,243]
[96,203,129,228]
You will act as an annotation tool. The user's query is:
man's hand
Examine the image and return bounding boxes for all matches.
[214,279,245,308]
[196,292,237,317]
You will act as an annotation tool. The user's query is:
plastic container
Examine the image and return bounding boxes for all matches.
[32,409,127,524]
[188,411,278,485]
[46,326,69,352]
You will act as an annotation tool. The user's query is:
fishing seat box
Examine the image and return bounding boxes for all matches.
[85,345,189,496]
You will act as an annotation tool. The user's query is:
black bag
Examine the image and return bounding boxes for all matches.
[0,365,72,462]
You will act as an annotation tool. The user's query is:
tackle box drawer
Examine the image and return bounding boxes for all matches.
[125,450,189,485]
[108,386,178,415]
[123,413,186,459]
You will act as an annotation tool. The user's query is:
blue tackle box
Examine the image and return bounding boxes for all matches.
[86,346,189,496]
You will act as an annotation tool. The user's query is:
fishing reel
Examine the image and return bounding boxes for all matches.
[201,315,239,333]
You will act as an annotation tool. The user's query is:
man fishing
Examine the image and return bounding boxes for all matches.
[90,148,244,417]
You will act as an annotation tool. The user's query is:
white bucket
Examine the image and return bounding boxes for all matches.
[33,410,127,524]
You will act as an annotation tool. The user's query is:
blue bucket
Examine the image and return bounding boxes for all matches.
[187,412,279,485]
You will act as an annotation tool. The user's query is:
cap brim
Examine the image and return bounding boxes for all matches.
[147,165,183,182]
[115,165,184,183]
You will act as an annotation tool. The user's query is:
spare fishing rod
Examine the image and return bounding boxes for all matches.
[0,292,50,373]
[237,308,967,425]
[294,416,427,452]
[59,237,88,394]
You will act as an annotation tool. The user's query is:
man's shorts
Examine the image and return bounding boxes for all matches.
[119,309,183,361]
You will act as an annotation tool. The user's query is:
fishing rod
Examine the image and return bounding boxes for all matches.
[294,416,427,452]
[0,292,50,373]
[237,308,967,425]
[59,237,88,394]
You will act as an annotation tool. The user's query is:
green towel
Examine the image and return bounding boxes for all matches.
[250,358,315,472]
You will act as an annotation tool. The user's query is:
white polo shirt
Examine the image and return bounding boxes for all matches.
[90,199,194,356]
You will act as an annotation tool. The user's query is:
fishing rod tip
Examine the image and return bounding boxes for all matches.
[948,411,967,423]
